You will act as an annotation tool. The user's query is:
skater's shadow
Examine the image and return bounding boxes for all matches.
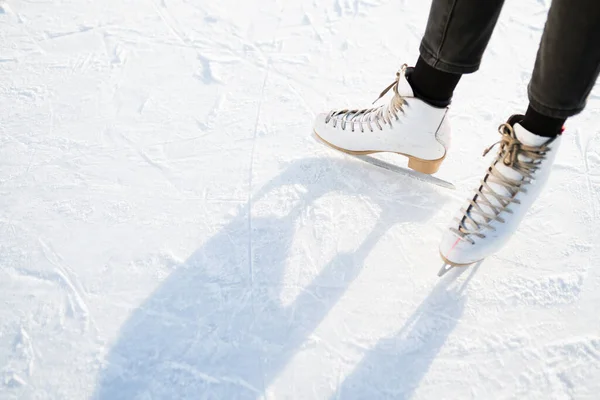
[332,263,481,400]
[94,156,448,399]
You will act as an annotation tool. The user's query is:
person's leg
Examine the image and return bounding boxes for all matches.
[409,0,506,106]
[523,0,600,138]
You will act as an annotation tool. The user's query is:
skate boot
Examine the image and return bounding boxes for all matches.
[438,115,562,274]
[313,64,451,175]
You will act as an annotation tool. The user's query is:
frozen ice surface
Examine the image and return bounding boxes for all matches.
[1,0,599,398]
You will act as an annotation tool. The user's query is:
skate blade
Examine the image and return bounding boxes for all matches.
[438,252,482,278]
[353,154,455,190]
[437,263,455,277]
[314,131,455,190]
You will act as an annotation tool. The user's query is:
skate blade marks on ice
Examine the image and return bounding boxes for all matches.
[314,131,455,190]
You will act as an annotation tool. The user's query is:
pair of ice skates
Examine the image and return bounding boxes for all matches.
[313,65,562,276]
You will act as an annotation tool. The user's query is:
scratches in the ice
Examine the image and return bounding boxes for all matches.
[43,26,95,41]
[166,362,263,394]
[109,43,128,66]
[137,96,151,114]
[247,65,271,282]
[4,374,27,388]
[302,13,323,42]
[100,31,131,67]
[14,326,36,378]
[113,129,183,194]
[333,0,388,17]
[244,63,269,394]
[575,128,600,219]
[148,0,229,84]
[197,92,228,130]
[515,336,600,397]
[166,362,219,384]
[150,0,188,46]
[1,325,36,389]
[38,239,91,331]
[495,272,584,307]
[71,52,94,74]
[333,0,343,16]
[196,53,222,84]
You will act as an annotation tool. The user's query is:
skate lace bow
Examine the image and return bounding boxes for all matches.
[452,123,552,243]
[324,65,409,133]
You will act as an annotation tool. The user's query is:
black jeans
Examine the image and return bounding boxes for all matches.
[420,0,600,118]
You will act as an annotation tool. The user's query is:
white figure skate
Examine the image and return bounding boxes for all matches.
[438,116,562,276]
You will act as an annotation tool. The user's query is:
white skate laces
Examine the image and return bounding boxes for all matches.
[324,65,410,133]
[451,123,554,244]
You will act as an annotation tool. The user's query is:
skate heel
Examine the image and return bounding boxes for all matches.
[407,154,445,175]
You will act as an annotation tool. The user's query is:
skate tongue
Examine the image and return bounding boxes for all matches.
[374,66,414,102]
[397,69,414,98]
[513,123,552,147]
[339,66,416,125]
